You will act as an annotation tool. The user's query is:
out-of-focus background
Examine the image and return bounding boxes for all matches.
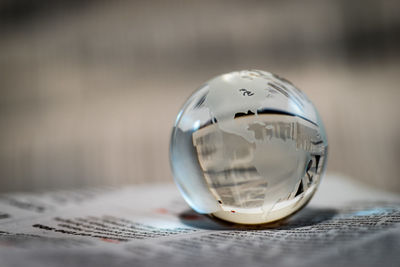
[0,0,399,193]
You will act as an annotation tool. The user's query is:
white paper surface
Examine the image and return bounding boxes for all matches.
[0,174,399,267]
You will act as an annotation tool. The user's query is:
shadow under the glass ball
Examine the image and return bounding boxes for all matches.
[178,207,338,230]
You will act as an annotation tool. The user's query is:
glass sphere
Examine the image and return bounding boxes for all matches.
[170,70,328,224]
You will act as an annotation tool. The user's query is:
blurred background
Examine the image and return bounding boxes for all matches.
[0,0,399,193]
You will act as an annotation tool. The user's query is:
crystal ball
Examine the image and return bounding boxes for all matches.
[170,70,328,224]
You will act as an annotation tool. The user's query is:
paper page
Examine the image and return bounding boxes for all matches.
[0,175,399,267]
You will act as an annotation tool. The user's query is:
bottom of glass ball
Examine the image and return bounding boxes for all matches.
[210,185,317,225]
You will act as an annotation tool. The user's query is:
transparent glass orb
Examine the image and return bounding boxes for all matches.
[170,70,328,224]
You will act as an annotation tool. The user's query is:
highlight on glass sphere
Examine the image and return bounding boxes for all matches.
[170,70,328,225]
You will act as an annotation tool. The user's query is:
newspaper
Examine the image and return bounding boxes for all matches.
[0,175,399,267]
